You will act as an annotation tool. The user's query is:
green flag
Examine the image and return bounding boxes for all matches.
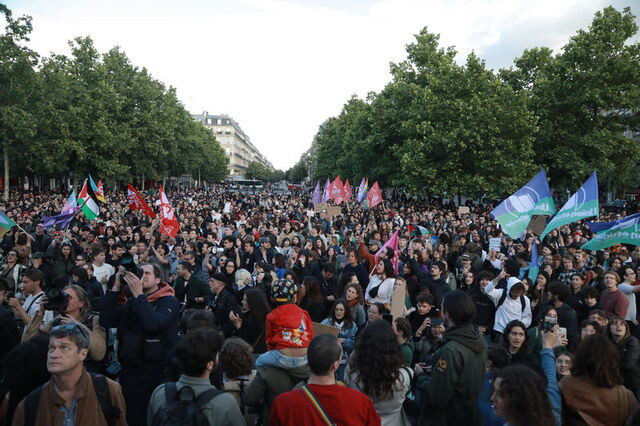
[582,213,640,251]
[0,212,16,237]
[540,172,599,241]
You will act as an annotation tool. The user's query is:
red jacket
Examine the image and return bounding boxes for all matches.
[266,304,313,350]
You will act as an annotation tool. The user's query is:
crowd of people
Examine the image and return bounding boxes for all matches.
[0,184,639,425]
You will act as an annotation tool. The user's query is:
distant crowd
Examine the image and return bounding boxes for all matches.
[0,185,639,426]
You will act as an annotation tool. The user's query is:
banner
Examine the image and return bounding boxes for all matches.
[540,172,598,241]
[366,181,383,208]
[375,230,399,274]
[322,178,330,203]
[582,213,640,251]
[357,177,368,203]
[127,184,157,218]
[343,180,352,201]
[158,185,179,237]
[311,181,322,205]
[490,170,555,239]
[330,176,346,204]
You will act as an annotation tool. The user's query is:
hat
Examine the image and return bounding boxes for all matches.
[368,240,381,247]
[271,279,298,303]
[431,318,444,327]
[259,236,270,243]
[460,254,471,261]
[32,252,45,259]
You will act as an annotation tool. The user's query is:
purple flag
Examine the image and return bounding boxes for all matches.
[312,181,322,205]
[322,178,330,202]
[42,206,81,230]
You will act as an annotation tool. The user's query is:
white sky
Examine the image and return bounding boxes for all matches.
[8,0,640,170]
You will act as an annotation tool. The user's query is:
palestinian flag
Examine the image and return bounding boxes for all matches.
[78,178,100,221]
[408,225,430,237]
[0,212,16,237]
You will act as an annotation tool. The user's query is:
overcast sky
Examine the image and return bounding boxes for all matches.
[8,0,640,170]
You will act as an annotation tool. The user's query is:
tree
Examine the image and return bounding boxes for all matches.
[0,5,38,200]
[502,6,640,190]
[245,161,270,181]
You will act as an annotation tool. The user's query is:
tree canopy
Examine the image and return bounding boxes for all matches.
[302,6,640,197]
[1,6,228,195]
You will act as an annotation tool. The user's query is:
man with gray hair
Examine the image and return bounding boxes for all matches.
[12,321,126,425]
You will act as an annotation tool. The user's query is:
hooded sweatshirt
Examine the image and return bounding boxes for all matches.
[482,277,532,333]
[417,324,487,426]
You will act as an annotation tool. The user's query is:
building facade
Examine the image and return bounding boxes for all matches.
[192,112,273,177]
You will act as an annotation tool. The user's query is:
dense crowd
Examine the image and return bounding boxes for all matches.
[0,185,639,426]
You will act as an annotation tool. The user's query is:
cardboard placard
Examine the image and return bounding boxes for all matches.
[391,280,406,320]
[458,206,470,215]
[312,322,339,337]
[313,203,342,218]
[527,215,547,236]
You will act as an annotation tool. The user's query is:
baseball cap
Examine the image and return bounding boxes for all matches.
[368,240,381,247]
[271,279,298,303]
[32,252,45,259]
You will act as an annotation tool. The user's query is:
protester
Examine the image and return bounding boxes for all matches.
[100,263,179,426]
[12,322,126,426]
[271,334,381,425]
[147,329,244,426]
[560,334,639,425]
[345,319,412,425]
[320,298,358,379]
[415,290,487,425]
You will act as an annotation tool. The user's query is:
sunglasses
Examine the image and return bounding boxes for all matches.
[51,322,89,340]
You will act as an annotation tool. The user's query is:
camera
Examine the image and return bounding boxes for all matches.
[44,287,70,312]
[543,315,557,331]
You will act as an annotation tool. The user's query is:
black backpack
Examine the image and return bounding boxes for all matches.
[150,382,221,426]
[497,288,526,313]
[24,373,120,426]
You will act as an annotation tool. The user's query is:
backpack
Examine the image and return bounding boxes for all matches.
[24,373,120,426]
[497,289,526,313]
[150,382,221,426]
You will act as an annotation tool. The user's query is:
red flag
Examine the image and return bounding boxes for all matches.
[127,185,156,219]
[330,176,346,204]
[158,185,179,237]
[96,180,106,202]
[375,230,399,274]
[343,180,352,201]
[366,181,383,208]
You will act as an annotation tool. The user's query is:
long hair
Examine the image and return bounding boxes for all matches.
[302,276,323,303]
[503,320,528,353]
[245,288,271,328]
[496,365,554,426]
[572,334,621,387]
[63,284,91,322]
[329,298,353,330]
[348,320,404,401]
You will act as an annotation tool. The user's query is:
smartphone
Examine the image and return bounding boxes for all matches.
[558,327,567,341]
[382,314,393,324]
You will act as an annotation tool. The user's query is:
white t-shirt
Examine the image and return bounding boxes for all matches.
[364,276,395,305]
[93,262,115,292]
[23,291,54,323]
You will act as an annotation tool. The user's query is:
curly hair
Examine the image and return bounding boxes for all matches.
[503,320,529,353]
[220,338,254,379]
[573,334,621,387]
[348,319,404,401]
[496,365,554,426]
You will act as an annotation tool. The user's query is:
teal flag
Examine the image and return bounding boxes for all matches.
[490,170,556,239]
[540,172,599,241]
[582,213,640,251]
[528,239,539,281]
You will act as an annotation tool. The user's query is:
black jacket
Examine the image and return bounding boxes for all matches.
[420,273,450,307]
[208,288,240,338]
[467,283,495,331]
[0,305,19,361]
[614,335,640,391]
[99,285,180,367]
[173,274,213,310]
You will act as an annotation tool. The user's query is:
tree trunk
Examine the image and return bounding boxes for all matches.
[141,173,145,190]
[3,146,9,201]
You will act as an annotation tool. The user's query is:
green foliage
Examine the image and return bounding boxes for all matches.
[501,6,640,191]
[0,6,228,186]
[245,161,284,182]
[304,6,640,196]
